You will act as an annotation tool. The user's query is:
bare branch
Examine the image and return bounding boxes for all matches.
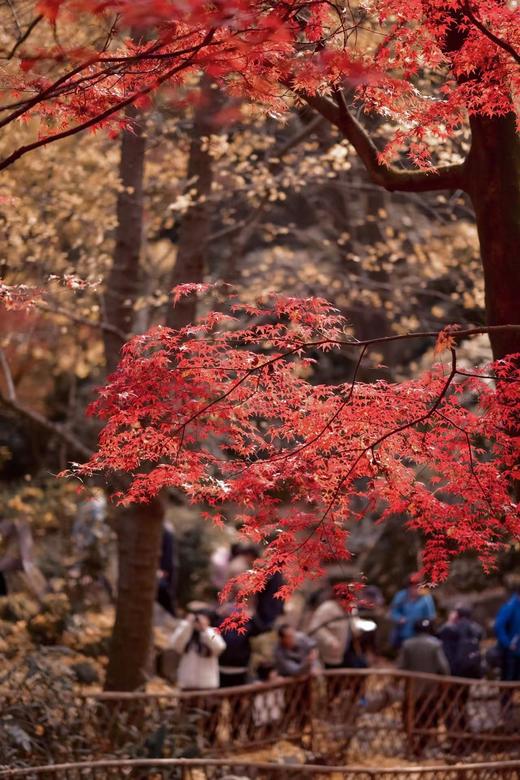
[300,90,467,193]
[0,344,92,458]
[0,348,16,401]
[307,323,520,350]
[2,14,43,60]
[4,0,22,37]
[0,394,93,459]
[36,301,128,340]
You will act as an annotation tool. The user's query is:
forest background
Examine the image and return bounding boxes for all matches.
[0,0,518,722]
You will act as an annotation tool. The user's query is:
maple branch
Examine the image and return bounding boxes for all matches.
[0,349,92,459]
[2,14,43,60]
[0,30,216,172]
[307,323,520,350]
[267,344,368,465]
[293,349,460,553]
[299,91,467,193]
[463,2,520,65]
[434,409,490,505]
[0,36,193,120]
[162,323,520,448]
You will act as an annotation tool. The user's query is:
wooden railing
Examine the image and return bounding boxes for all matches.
[2,758,520,779]
[83,669,520,763]
[1,670,519,767]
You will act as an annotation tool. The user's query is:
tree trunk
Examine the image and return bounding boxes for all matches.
[465,113,520,362]
[104,497,164,691]
[165,81,219,330]
[103,106,146,374]
[102,106,165,691]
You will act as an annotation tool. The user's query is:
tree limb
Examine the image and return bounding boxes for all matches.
[463,1,520,65]
[0,395,93,459]
[0,30,216,172]
[300,91,467,193]
[0,347,92,459]
[36,301,128,341]
[2,14,43,60]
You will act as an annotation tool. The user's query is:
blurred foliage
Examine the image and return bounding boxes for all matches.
[175,516,214,608]
[0,477,78,532]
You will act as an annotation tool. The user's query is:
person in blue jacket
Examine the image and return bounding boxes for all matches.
[495,587,520,682]
[389,576,436,649]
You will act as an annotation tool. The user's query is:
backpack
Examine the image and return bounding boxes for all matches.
[453,622,483,678]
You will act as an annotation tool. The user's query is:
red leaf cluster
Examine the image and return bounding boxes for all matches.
[3,0,517,169]
[76,293,520,618]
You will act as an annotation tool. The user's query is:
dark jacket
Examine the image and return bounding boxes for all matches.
[275,632,317,677]
[157,526,177,616]
[256,571,285,629]
[218,616,264,670]
[438,618,484,677]
[397,634,450,691]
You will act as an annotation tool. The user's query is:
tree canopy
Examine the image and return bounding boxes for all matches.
[0,0,518,170]
[75,287,520,622]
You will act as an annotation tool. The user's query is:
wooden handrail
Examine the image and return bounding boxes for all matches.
[2,758,520,777]
[86,668,520,702]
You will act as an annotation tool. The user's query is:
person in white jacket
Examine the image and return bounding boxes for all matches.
[171,609,226,690]
[308,593,351,668]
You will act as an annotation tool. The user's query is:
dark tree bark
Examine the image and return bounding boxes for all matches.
[104,497,164,691]
[102,107,165,691]
[103,106,146,374]
[465,113,520,362]
[304,93,520,362]
[166,80,221,329]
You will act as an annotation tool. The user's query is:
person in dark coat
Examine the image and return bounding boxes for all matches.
[438,605,484,747]
[256,570,285,629]
[218,605,264,687]
[274,624,319,677]
[397,619,450,756]
[438,605,484,678]
[157,523,177,616]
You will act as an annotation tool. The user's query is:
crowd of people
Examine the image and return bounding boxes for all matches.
[163,551,520,693]
[161,559,520,757]
[1,502,518,702]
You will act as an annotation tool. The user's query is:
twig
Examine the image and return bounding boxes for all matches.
[35,301,128,340]
[3,14,43,60]
[302,323,520,350]
[434,409,490,506]
[292,348,459,553]
[0,347,16,401]
[5,0,22,37]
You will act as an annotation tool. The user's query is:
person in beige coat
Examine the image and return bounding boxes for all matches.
[171,609,226,690]
[308,594,351,668]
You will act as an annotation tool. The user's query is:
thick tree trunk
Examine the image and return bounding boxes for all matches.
[465,113,520,362]
[102,107,165,691]
[103,106,146,374]
[104,498,164,691]
[166,81,220,330]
